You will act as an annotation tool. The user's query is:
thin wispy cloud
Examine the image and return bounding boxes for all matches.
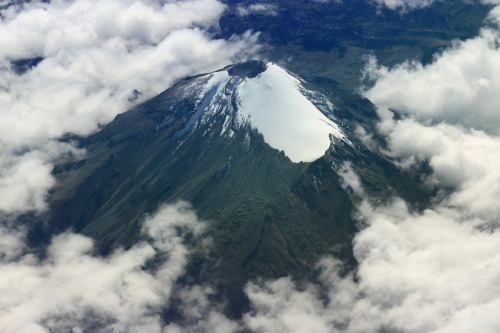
[370,0,436,10]
[236,3,279,16]
[371,0,500,11]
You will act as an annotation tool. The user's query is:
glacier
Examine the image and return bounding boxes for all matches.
[177,61,348,163]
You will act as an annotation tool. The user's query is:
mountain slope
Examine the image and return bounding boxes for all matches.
[46,60,430,316]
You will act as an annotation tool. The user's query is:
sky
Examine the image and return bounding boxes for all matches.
[1,0,500,332]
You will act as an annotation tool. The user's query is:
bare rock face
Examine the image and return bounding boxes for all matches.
[227,59,268,78]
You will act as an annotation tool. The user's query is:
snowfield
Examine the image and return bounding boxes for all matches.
[191,62,348,163]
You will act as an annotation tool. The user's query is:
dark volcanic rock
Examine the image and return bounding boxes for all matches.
[227,60,268,78]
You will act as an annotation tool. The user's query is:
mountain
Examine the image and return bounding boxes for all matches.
[4,1,500,331]
[41,60,430,317]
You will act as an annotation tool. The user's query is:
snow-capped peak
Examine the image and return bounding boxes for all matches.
[175,60,349,163]
[235,62,347,162]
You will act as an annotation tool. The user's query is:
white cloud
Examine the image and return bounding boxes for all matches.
[0,0,259,213]
[0,222,26,261]
[339,162,366,198]
[0,201,225,333]
[163,285,241,333]
[347,199,500,333]
[243,258,357,333]
[0,141,83,212]
[237,3,279,16]
[362,30,500,135]
[369,0,437,10]
[361,5,500,223]
[373,115,500,223]
[0,0,226,59]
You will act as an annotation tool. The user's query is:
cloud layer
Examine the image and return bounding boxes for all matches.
[0,202,216,333]
[363,31,500,135]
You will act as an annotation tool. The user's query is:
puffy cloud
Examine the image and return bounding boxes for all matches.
[373,115,500,223]
[0,201,227,333]
[347,199,500,333]
[0,222,26,261]
[236,3,279,16]
[243,258,357,333]
[0,0,259,213]
[0,141,83,212]
[362,30,500,135]
[0,0,226,58]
